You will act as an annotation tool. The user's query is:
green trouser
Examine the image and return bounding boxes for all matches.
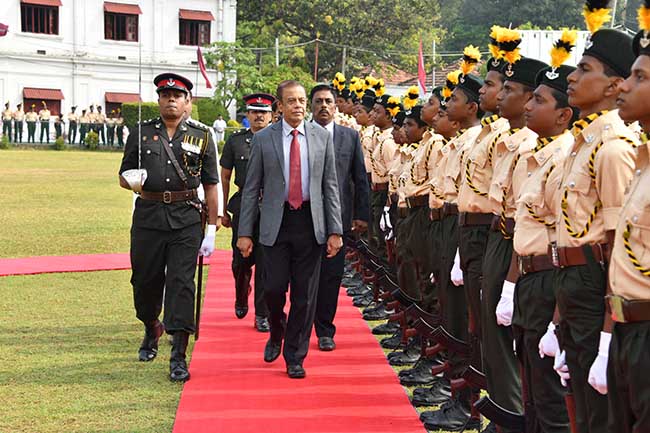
[80,124,87,144]
[607,321,650,433]
[107,126,115,146]
[27,122,36,143]
[40,122,49,142]
[54,123,62,139]
[117,126,124,146]
[395,211,418,299]
[3,120,11,139]
[481,230,523,433]
[459,223,490,369]
[68,122,77,143]
[370,189,388,260]
[14,122,23,142]
[513,269,570,433]
[555,263,608,433]
[403,206,437,313]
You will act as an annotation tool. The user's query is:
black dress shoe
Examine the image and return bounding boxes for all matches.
[411,377,452,406]
[169,332,190,382]
[363,304,391,321]
[420,398,479,431]
[387,338,421,366]
[380,330,404,349]
[372,321,400,335]
[318,336,336,351]
[353,292,373,307]
[235,304,248,319]
[138,320,164,362]
[264,338,282,362]
[255,316,270,332]
[287,364,306,378]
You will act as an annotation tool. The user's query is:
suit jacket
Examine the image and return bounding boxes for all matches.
[329,123,370,232]
[238,120,343,246]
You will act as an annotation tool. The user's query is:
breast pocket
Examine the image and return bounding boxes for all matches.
[142,142,161,169]
[625,203,650,267]
[564,171,593,209]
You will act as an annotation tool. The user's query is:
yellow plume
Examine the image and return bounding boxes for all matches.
[460,45,481,75]
[582,1,612,34]
[441,86,453,99]
[373,78,385,97]
[386,96,402,117]
[549,29,577,69]
[446,70,462,87]
[489,26,504,59]
[403,86,420,110]
[638,1,650,32]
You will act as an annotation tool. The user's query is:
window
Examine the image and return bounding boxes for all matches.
[179,20,211,46]
[21,4,59,35]
[105,13,138,42]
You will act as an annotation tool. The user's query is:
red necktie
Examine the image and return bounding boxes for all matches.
[288,129,303,209]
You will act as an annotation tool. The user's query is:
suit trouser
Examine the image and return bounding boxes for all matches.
[481,230,523,432]
[315,234,346,338]
[231,210,268,318]
[513,269,570,433]
[608,321,650,433]
[555,264,608,433]
[262,205,323,366]
[370,189,388,259]
[130,223,201,334]
[459,223,490,369]
[3,120,11,139]
[14,122,23,142]
[69,122,77,144]
[40,122,49,142]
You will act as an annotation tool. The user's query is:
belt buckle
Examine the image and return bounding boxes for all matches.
[163,191,172,204]
[607,294,627,323]
[518,257,525,276]
[550,242,560,268]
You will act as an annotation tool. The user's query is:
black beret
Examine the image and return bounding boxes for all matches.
[359,89,376,110]
[375,94,394,109]
[392,110,406,127]
[456,74,484,103]
[502,57,548,88]
[583,28,635,78]
[431,86,444,102]
[487,57,505,73]
[633,30,650,58]
[535,65,577,94]
[154,73,193,94]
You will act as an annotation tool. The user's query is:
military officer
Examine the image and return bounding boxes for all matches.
[119,72,220,382]
[2,101,12,140]
[67,106,78,144]
[25,104,38,144]
[220,93,274,331]
[39,101,51,143]
[607,7,650,430]
[13,103,24,143]
[106,110,117,146]
[97,106,106,144]
[116,108,125,147]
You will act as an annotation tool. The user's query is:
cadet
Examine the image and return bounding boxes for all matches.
[67,106,78,144]
[96,106,106,144]
[53,115,63,139]
[607,5,650,430]
[39,101,51,143]
[118,73,220,382]
[2,101,12,140]
[220,93,274,331]
[116,108,125,147]
[508,31,578,433]
[79,109,90,146]
[13,103,24,143]
[538,2,638,432]
[25,104,38,143]
[106,110,116,146]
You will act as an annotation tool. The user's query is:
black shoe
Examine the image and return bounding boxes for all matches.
[169,332,190,382]
[255,316,270,332]
[420,398,479,432]
[318,336,336,351]
[380,330,404,349]
[353,292,373,307]
[411,377,452,406]
[364,304,391,321]
[235,304,248,319]
[264,338,282,363]
[387,337,421,366]
[347,284,370,296]
[287,364,306,379]
[138,320,164,362]
[372,321,400,335]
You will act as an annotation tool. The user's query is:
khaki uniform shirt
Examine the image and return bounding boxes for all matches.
[513,131,573,257]
[25,111,38,122]
[489,127,538,219]
[2,109,12,121]
[67,112,78,123]
[335,111,358,130]
[428,137,450,210]
[97,113,106,124]
[370,127,397,184]
[88,112,98,124]
[39,109,51,121]
[14,109,25,121]
[609,138,650,300]
[402,130,443,200]
[441,126,482,204]
[116,117,124,126]
[79,115,90,124]
[392,144,415,203]
[361,125,378,173]
[554,110,638,248]
[458,115,510,213]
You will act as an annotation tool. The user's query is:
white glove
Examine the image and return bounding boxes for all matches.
[379,213,386,232]
[199,224,217,257]
[385,229,394,241]
[383,206,392,230]
[429,272,436,284]
[451,249,464,286]
[553,348,570,387]
[538,322,559,358]
[496,280,515,326]
[588,331,611,395]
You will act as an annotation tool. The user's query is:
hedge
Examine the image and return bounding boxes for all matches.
[122,102,200,129]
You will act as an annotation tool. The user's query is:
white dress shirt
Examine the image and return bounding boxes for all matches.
[282,119,310,202]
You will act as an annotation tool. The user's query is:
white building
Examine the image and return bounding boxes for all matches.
[0,0,236,117]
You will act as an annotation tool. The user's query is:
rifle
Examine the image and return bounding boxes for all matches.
[195,201,208,341]
[474,396,525,432]
[555,328,578,433]
[461,365,487,390]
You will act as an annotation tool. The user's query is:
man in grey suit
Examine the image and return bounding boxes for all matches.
[237,80,343,379]
[309,83,370,351]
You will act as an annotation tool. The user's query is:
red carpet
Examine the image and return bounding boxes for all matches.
[173,253,425,433]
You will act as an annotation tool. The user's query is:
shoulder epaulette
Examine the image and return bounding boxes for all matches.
[185,117,210,131]
[140,118,159,126]
[231,128,250,136]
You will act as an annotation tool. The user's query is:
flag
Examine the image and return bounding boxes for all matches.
[0,23,8,37]
[197,46,213,89]
[417,40,427,97]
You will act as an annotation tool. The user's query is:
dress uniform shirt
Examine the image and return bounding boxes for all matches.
[281,119,310,202]
[489,128,538,218]
[513,131,573,257]
[402,130,442,199]
[428,137,450,210]
[370,127,398,184]
[67,112,78,123]
[2,108,12,120]
[14,109,25,121]
[361,125,378,173]
[25,111,38,122]
[441,126,482,204]
[609,138,650,300]
[458,116,510,213]
[555,110,638,248]
[391,143,414,204]
[39,109,50,120]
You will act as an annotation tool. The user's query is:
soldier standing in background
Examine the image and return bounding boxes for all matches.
[97,106,106,145]
[67,106,78,144]
[116,108,125,147]
[13,103,24,143]
[106,110,117,146]
[25,104,38,144]
[39,101,51,143]
[3,101,12,140]
[79,109,90,146]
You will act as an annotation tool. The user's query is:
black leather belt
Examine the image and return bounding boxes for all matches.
[140,189,197,204]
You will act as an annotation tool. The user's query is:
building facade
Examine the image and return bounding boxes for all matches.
[0,0,236,117]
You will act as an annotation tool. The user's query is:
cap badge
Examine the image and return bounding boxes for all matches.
[491,59,500,68]
[257,97,262,103]
[641,31,650,48]
[505,64,515,78]
[545,69,559,80]
[585,36,594,50]
[459,76,465,83]
[167,78,176,87]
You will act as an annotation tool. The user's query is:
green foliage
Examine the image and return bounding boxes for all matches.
[52,136,66,151]
[121,102,161,129]
[196,98,228,125]
[0,134,9,149]
[85,131,99,150]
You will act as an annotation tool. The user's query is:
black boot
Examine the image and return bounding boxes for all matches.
[169,332,190,382]
[138,320,164,362]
